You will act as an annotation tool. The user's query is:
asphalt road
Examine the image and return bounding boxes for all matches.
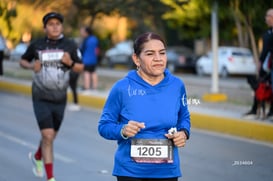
[0,92,272,181]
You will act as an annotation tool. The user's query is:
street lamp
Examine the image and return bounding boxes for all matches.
[202,0,227,102]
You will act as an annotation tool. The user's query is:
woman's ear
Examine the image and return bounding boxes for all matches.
[132,53,140,68]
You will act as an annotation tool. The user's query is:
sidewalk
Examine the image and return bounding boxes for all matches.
[1,61,273,144]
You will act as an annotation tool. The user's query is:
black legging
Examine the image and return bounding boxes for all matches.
[69,71,79,104]
[117,176,178,181]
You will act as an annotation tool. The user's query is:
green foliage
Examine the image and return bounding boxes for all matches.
[0,1,17,37]
[1,0,273,50]
[161,0,212,43]
[73,0,172,39]
[161,0,273,47]
[0,7,3,17]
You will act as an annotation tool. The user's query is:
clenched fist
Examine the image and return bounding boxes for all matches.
[122,121,145,138]
[61,52,73,67]
[165,131,187,147]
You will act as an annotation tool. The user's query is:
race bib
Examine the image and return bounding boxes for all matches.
[130,139,174,163]
[39,50,64,62]
[37,49,68,88]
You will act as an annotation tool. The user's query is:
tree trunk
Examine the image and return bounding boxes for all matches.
[238,10,259,76]
[247,24,259,76]
[231,0,244,47]
[233,10,244,47]
[89,13,97,28]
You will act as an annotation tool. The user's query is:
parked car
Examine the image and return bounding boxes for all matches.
[103,40,134,69]
[167,46,198,73]
[195,46,257,77]
[103,42,198,72]
[9,43,28,61]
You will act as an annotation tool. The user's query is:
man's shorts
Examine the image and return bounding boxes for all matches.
[84,65,97,73]
[32,99,66,131]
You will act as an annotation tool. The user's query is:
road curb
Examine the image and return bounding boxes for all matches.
[202,92,228,102]
[191,113,273,143]
[1,79,273,144]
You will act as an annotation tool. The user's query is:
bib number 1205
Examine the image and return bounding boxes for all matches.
[131,145,167,158]
[130,139,173,163]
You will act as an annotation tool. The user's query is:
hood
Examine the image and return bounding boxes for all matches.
[125,69,174,89]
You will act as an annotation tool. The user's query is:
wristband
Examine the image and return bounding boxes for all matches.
[120,125,129,139]
[181,128,190,139]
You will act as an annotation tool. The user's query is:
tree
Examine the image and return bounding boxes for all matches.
[72,0,123,28]
[1,0,76,44]
[73,0,173,39]
[217,0,273,72]
[115,0,172,39]
[0,0,17,36]
[161,0,211,42]
[161,0,273,65]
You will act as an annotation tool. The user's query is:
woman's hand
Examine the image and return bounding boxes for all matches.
[165,131,187,147]
[122,121,145,138]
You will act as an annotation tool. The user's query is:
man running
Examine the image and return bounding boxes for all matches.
[19,12,83,181]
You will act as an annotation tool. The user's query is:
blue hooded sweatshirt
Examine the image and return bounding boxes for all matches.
[80,35,98,66]
[98,69,191,178]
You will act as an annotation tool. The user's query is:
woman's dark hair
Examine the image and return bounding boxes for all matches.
[133,32,166,56]
[83,26,93,35]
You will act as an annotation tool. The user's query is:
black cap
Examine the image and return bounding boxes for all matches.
[42,12,63,26]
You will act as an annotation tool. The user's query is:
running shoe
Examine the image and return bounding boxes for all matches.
[67,103,81,111]
[48,177,56,181]
[28,152,44,177]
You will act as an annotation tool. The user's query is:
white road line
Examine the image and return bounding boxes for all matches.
[0,130,75,163]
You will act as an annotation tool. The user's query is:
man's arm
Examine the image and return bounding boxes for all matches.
[20,59,42,73]
[61,52,83,73]
[19,59,34,70]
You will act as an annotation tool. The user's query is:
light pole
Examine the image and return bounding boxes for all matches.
[202,0,227,102]
[211,0,219,93]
